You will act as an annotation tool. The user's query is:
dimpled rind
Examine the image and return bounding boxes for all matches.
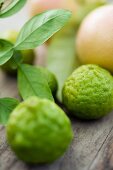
[7,97,73,163]
[62,64,113,119]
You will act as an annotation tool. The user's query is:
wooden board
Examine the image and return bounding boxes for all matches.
[0,48,113,170]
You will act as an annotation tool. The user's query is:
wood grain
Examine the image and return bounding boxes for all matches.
[0,50,113,170]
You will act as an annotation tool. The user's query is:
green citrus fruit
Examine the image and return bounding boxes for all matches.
[62,64,113,120]
[1,30,18,43]
[7,96,73,163]
[76,0,107,5]
[76,5,113,73]
[0,30,35,74]
[38,67,58,96]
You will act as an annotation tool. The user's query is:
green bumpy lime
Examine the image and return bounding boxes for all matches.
[38,67,58,96]
[62,64,113,120]
[7,96,73,163]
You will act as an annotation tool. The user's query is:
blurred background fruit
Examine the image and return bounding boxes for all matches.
[0,30,35,74]
[75,0,107,26]
[28,0,78,17]
[1,51,23,75]
[76,5,113,73]
[76,0,107,5]
[28,0,108,28]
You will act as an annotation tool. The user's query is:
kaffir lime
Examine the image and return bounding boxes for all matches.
[62,65,113,119]
[7,96,73,163]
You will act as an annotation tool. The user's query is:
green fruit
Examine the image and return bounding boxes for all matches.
[0,30,35,74]
[62,64,113,120]
[21,49,35,65]
[7,96,73,163]
[1,30,18,43]
[76,2,107,27]
[38,67,58,96]
[76,0,107,5]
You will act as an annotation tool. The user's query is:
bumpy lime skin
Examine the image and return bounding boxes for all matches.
[62,65,113,120]
[38,67,58,96]
[7,97,73,163]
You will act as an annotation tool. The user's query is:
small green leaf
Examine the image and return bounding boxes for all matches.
[14,9,71,50]
[0,0,27,18]
[0,98,19,125]
[47,25,80,101]
[0,39,14,65]
[18,64,54,101]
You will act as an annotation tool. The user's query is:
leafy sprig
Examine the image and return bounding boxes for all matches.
[0,9,71,65]
[0,9,72,125]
